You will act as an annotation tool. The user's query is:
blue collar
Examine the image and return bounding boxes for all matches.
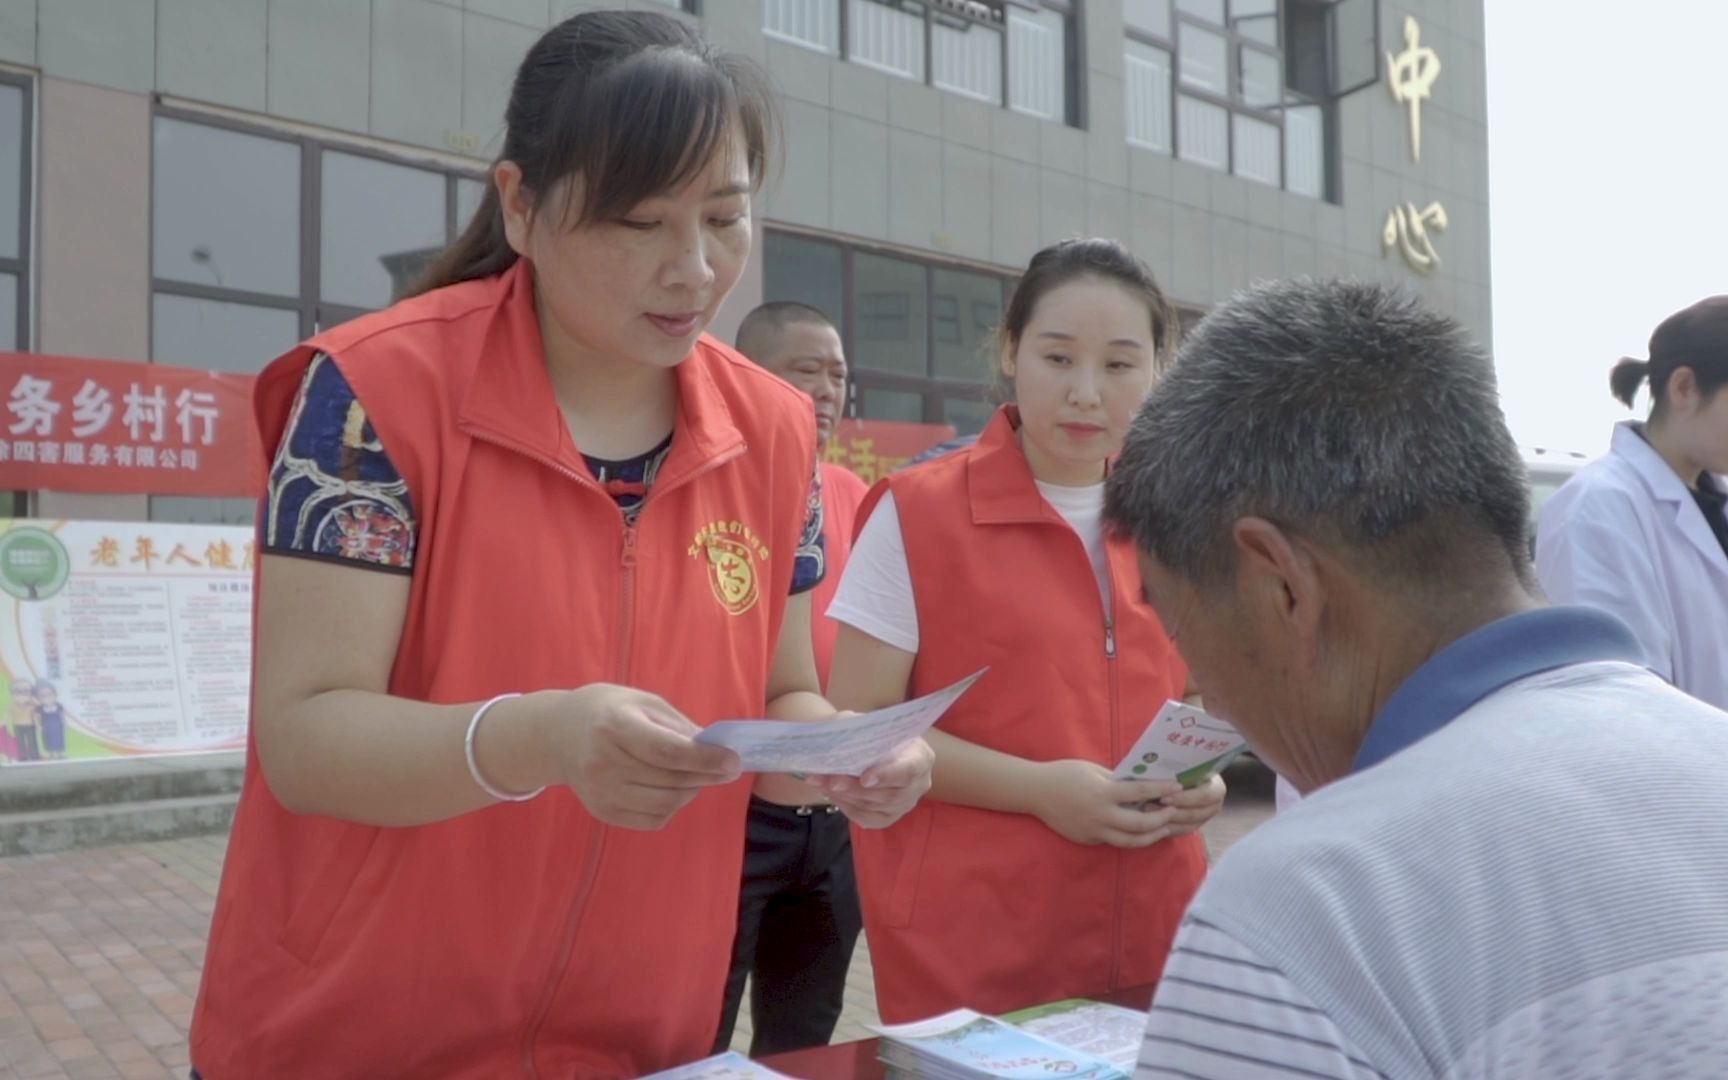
[1351,606,1646,774]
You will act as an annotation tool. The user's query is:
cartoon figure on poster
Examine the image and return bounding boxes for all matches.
[34,680,67,760]
[5,677,38,762]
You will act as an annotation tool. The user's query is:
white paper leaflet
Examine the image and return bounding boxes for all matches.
[695,669,986,776]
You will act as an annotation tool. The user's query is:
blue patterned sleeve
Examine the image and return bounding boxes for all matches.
[791,457,825,595]
[263,354,417,572]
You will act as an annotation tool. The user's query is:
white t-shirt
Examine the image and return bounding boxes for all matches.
[828,481,1111,654]
[1274,774,1302,812]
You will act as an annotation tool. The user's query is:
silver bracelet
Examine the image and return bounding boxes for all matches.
[464,693,544,803]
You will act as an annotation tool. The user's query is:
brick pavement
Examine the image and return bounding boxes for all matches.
[0,783,1274,1078]
[0,837,224,1079]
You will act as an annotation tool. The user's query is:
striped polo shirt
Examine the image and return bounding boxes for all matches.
[1137,606,1728,1078]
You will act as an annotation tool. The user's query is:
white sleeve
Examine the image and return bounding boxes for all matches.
[1274,775,1302,813]
[826,490,920,654]
[1535,488,1673,679]
[1138,920,1382,1080]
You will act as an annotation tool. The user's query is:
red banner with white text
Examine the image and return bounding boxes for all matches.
[822,419,959,486]
[1,353,967,497]
[0,352,262,497]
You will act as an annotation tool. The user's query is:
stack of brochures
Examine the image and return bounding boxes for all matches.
[639,1050,796,1079]
[641,998,1149,1080]
[999,998,1147,1073]
[873,1005,1138,1079]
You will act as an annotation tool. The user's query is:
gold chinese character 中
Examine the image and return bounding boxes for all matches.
[1386,16,1441,163]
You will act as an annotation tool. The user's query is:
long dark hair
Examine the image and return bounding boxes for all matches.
[411,10,778,297]
[1610,296,1728,413]
[996,238,1176,364]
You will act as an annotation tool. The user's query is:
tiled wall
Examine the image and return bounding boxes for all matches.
[0,0,1493,345]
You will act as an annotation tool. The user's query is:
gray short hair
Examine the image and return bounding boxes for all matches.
[1104,279,1531,589]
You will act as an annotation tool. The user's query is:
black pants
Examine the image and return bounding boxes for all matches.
[713,797,863,1057]
[12,723,39,762]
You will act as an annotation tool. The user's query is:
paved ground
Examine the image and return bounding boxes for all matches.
[0,838,221,1079]
[0,773,1275,1079]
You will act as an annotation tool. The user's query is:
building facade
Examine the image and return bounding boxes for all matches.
[0,0,1490,522]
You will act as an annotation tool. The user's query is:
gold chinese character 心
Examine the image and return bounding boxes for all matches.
[1382,201,1449,274]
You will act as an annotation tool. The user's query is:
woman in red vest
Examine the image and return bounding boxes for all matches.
[828,239,1224,1021]
[189,11,931,1078]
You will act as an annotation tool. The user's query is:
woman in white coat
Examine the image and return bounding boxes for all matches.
[1536,296,1728,708]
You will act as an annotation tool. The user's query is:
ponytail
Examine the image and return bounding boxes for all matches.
[1616,296,1728,415]
[1609,357,1649,409]
[407,183,518,298]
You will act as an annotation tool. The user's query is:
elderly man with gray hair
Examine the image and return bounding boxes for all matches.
[1107,279,1728,1079]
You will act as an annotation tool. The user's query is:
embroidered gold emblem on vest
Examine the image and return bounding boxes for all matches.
[689,520,770,616]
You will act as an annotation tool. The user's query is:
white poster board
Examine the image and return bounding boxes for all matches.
[0,519,253,765]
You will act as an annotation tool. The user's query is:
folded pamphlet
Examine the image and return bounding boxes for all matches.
[1113,700,1249,789]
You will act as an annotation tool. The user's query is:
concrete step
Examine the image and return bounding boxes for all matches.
[0,753,244,813]
[0,752,245,857]
[0,792,239,857]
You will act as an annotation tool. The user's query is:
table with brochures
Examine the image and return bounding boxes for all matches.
[754,984,1157,1079]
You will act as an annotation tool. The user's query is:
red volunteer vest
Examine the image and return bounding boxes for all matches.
[850,407,1208,1022]
[813,461,869,686]
[190,261,817,1078]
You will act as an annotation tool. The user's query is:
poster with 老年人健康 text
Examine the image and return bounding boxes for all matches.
[0,519,254,766]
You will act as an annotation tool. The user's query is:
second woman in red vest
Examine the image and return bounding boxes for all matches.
[828,238,1224,1021]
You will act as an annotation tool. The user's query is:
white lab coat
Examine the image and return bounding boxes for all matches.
[1274,774,1302,813]
[1536,421,1728,709]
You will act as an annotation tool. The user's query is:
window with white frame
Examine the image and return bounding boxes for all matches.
[1125,0,1334,200]
[0,73,31,516]
[851,0,928,83]
[765,0,843,54]
[1006,3,1069,120]
[763,231,1012,436]
[149,110,485,524]
[764,230,1213,436]
[765,0,1078,127]
[0,74,29,354]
